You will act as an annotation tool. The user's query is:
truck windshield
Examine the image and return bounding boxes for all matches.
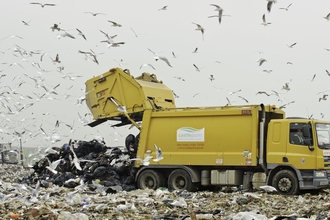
[316,123,330,149]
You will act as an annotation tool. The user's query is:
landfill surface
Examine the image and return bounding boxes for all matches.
[1,139,330,219]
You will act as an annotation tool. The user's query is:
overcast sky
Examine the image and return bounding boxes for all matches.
[1,0,330,150]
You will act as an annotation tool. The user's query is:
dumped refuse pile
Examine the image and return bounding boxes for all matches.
[19,138,138,192]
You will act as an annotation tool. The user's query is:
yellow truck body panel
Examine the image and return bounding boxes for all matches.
[136,105,284,167]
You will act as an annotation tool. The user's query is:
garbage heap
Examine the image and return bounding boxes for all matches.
[19,138,139,192]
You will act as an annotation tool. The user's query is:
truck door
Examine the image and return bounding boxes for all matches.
[286,123,316,169]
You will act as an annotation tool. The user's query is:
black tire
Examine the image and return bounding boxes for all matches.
[272,170,299,195]
[137,169,165,190]
[168,169,197,192]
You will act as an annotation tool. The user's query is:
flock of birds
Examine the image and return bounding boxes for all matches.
[0,1,329,154]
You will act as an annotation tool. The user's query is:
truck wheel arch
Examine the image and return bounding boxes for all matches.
[267,166,302,195]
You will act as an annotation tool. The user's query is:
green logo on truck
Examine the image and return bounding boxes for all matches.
[177,127,205,142]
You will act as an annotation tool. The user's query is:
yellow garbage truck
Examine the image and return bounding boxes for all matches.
[85,67,330,194]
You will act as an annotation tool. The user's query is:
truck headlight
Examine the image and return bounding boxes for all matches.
[315,171,326,177]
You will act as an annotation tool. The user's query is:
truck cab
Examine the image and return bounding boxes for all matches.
[266,119,330,194]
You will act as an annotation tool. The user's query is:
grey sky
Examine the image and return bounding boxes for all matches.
[1,0,330,149]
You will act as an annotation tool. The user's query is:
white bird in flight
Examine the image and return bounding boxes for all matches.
[153,144,164,162]
[267,0,276,13]
[287,42,297,48]
[30,2,56,7]
[257,58,267,66]
[140,63,156,70]
[261,14,271,26]
[282,82,290,91]
[279,3,292,11]
[193,64,200,72]
[192,22,204,40]
[158,5,168,11]
[148,48,172,67]
[45,157,61,174]
[56,31,75,39]
[69,144,82,170]
[76,28,87,40]
[84,12,105,16]
[209,4,224,24]
[324,13,330,21]
[108,20,122,27]
[131,155,153,166]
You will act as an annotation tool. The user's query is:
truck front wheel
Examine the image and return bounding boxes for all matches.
[272,170,299,195]
[168,169,197,191]
[137,169,165,190]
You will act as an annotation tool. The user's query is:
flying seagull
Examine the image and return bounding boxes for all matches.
[209,4,224,24]
[99,29,117,41]
[174,76,185,81]
[229,89,242,95]
[172,90,179,98]
[192,22,205,40]
[172,51,177,58]
[279,3,292,11]
[158,5,168,11]
[30,2,56,7]
[50,23,61,32]
[56,31,75,39]
[266,0,276,13]
[76,28,87,40]
[282,82,290,91]
[263,69,273,74]
[311,74,316,82]
[324,13,330,21]
[2,35,23,40]
[153,144,164,162]
[22,20,31,26]
[69,144,82,170]
[238,96,249,103]
[131,155,153,166]
[326,69,330,76]
[193,64,200,72]
[140,63,156,70]
[287,42,297,48]
[148,48,172,67]
[84,12,105,16]
[51,54,61,63]
[108,20,122,27]
[319,94,328,102]
[257,58,267,66]
[256,91,271,96]
[101,38,125,48]
[45,157,61,174]
[261,14,271,26]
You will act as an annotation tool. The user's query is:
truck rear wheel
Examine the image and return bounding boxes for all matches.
[168,169,197,191]
[137,169,165,190]
[272,170,299,195]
